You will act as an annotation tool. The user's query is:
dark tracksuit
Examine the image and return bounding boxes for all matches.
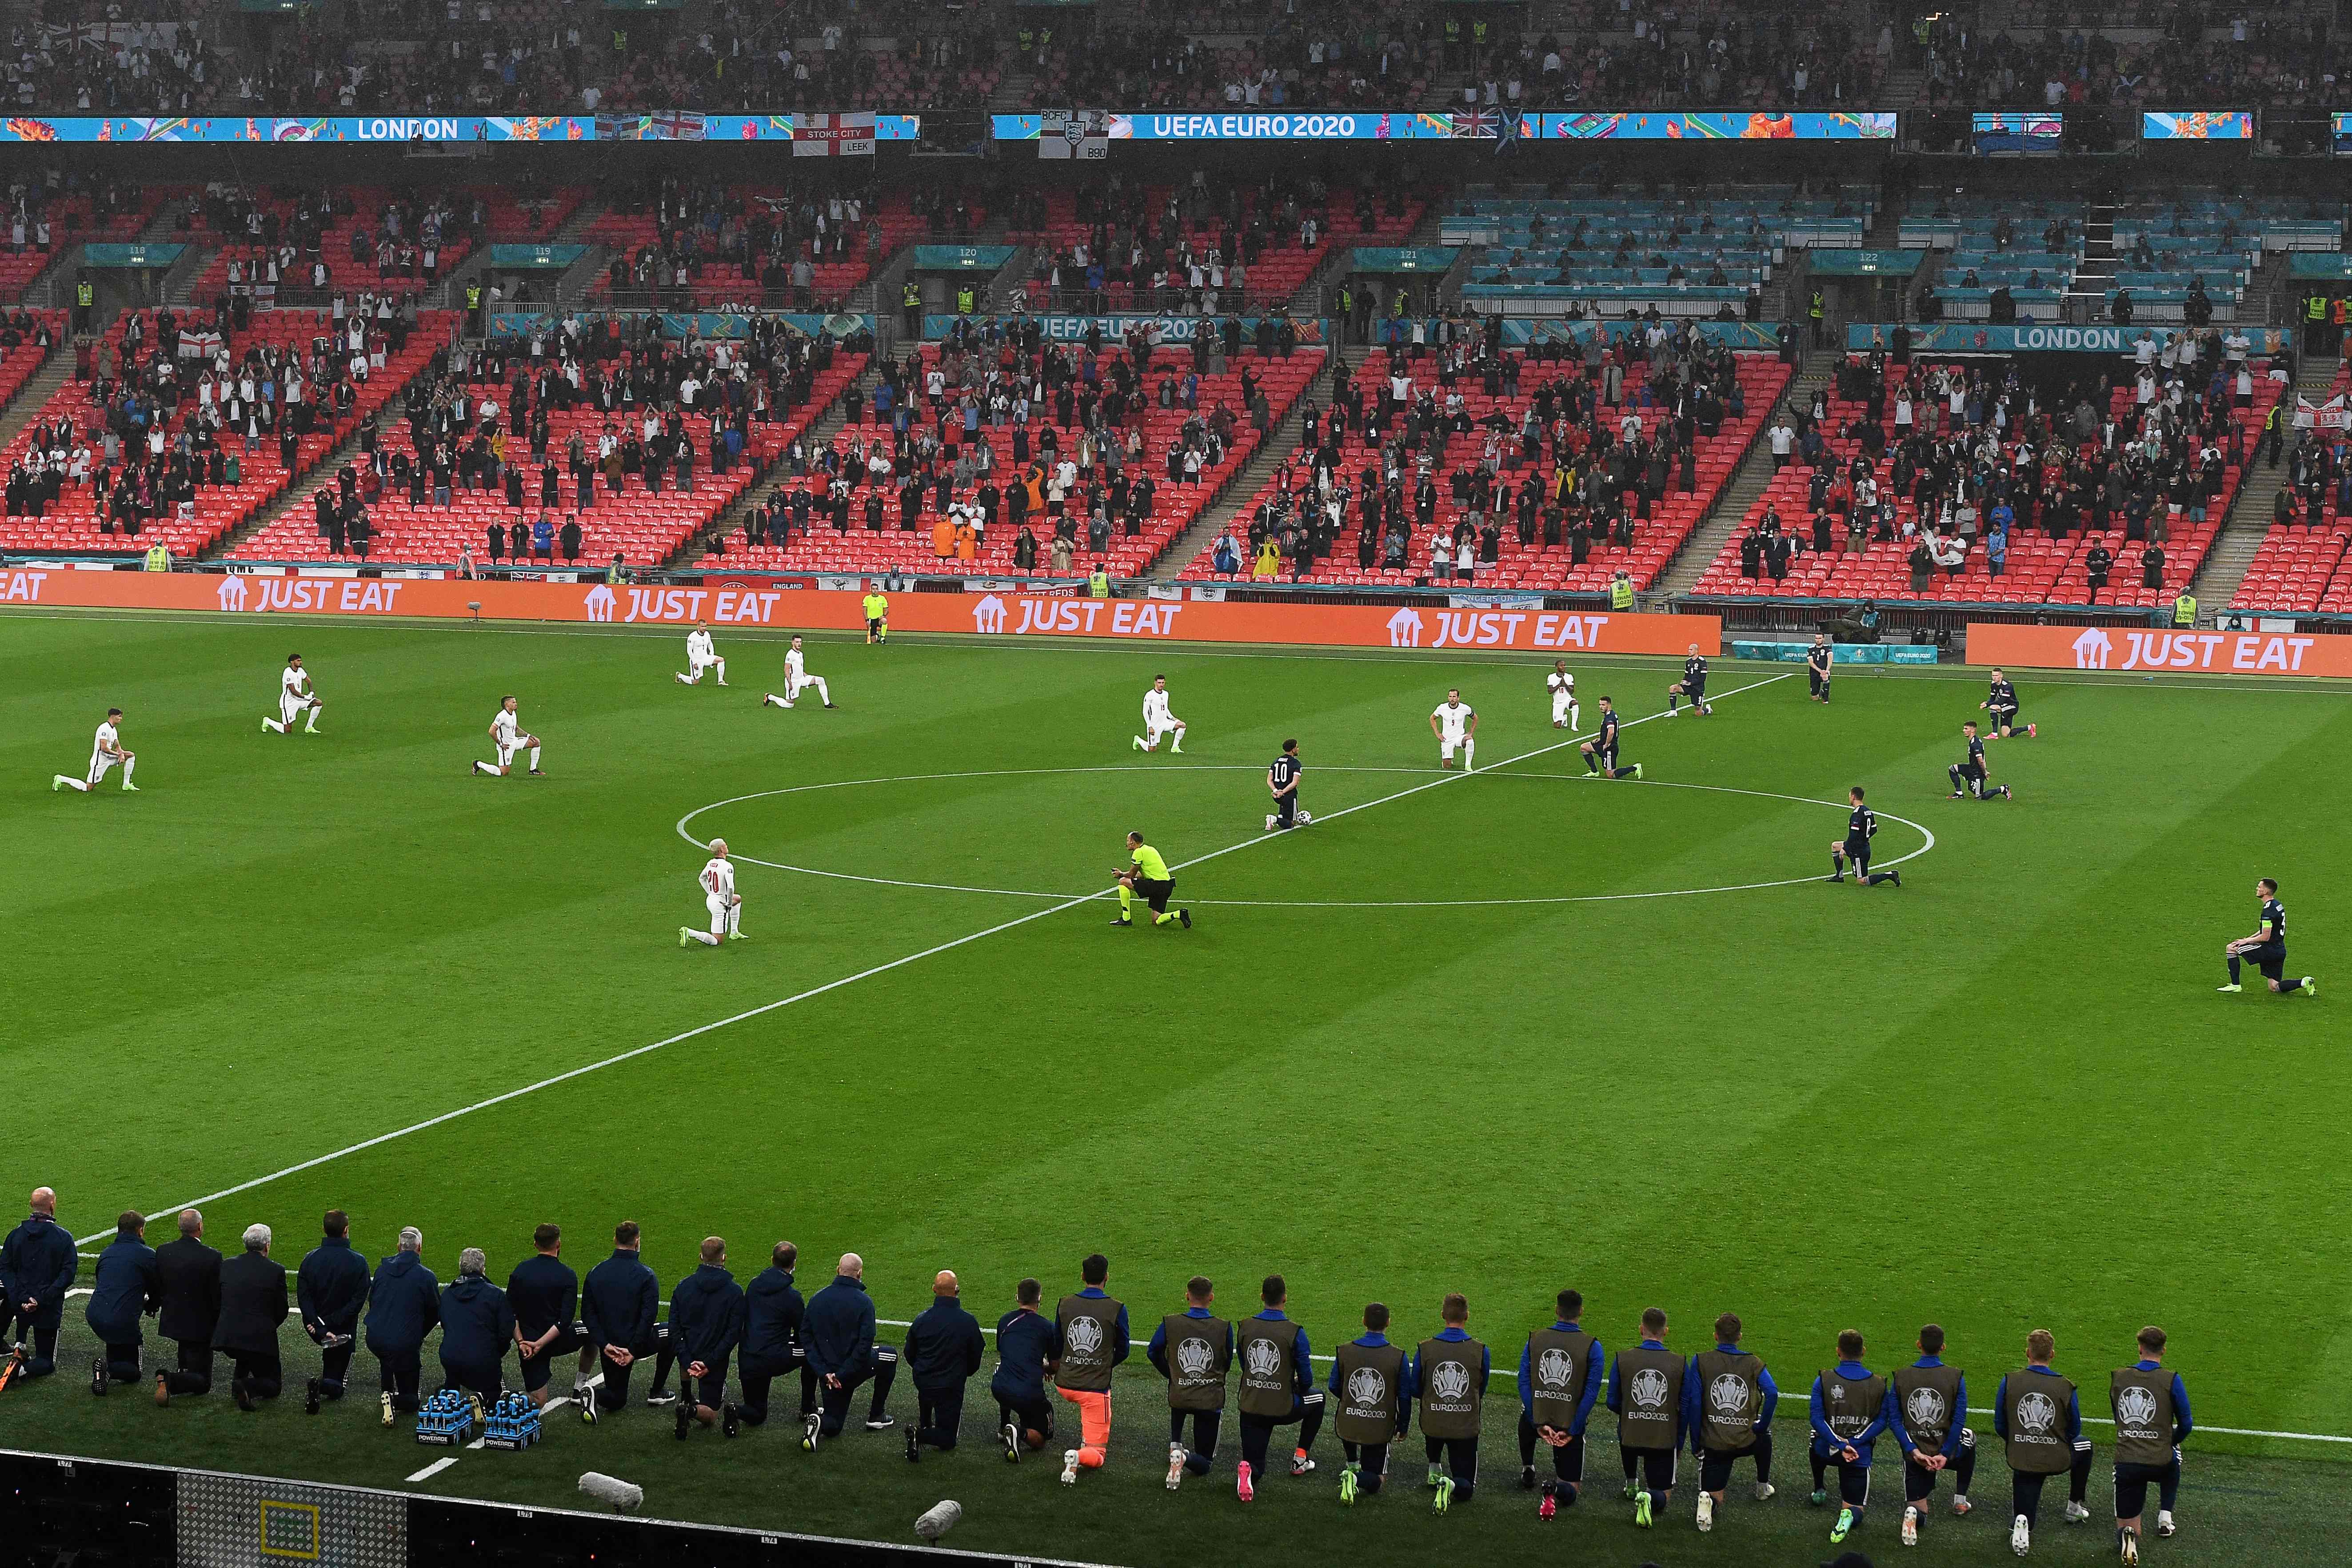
[904,1294,986,1450]
[736,1265,806,1426]
[1994,1365,2093,1524]
[295,1235,368,1397]
[2113,1361,2192,1518]
[1330,1332,1415,1489]
[1413,1327,1490,1499]
[435,1275,515,1402]
[84,1228,160,1385]
[1149,1307,1233,1473]
[803,1273,898,1436]
[667,1263,746,1409]
[362,1251,439,1411]
[0,1212,76,1378]
[580,1248,662,1412]
[991,1306,1058,1444]
[1517,1319,1604,1492]
[1809,1359,1893,1507]
[504,1253,581,1396]
[1240,1309,1326,1476]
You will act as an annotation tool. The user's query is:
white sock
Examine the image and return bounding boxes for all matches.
[1462,739,1475,770]
[474,760,499,774]
[264,718,285,733]
[687,929,719,946]
[1134,736,1149,750]
[676,671,692,684]
[120,756,136,785]
[1170,725,1185,751]
[527,746,541,770]
[714,660,726,682]
[724,903,740,936]
[763,694,781,707]
[1569,703,1580,730]
[813,678,828,703]
[304,710,319,732]
[56,775,88,791]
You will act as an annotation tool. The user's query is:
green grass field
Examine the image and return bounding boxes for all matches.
[4,606,2348,1565]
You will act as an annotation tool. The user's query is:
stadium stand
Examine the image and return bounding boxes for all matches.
[188,187,475,308]
[1178,327,1788,590]
[0,179,164,301]
[583,181,958,311]
[228,317,866,569]
[0,311,64,408]
[717,325,1321,578]
[0,303,454,558]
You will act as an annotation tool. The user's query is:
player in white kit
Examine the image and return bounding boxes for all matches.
[675,623,727,686]
[1430,689,1477,770]
[53,707,137,792]
[1131,675,1186,753]
[263,653,323,734]
[471,696,544,776]
[679,839,743,946]
[761,635,835,709]
[1546,660,1579,730]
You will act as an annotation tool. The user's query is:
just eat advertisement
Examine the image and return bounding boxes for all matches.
[0,568,1719,656]
[1966,622,2352,678]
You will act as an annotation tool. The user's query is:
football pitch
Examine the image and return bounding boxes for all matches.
[5,605,2349,1565]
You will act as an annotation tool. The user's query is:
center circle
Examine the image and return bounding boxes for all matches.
[675,766,1937,909]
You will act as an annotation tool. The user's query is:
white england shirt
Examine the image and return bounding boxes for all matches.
[786,648,807,680]
[493,709,521,747]
[282,665,308,698]
[1143,688,1173,725]
[1545,671,1574,696]
[1434,702,1473,739]
[92,720,120,762]
[687,629,714,661]
[701,858,735,899]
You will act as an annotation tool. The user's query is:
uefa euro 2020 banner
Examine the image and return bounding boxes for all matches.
[990,111,1897,142]
[0,567,1717,654]
[0,113,918,144]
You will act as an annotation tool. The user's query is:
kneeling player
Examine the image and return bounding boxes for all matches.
[1134,675,1186,754]
[264,654,323,734]
[1981,668,2036,740]
[1945,722,2008,801]
[1546,662,1579,730]
[1829,787,1900,887]
[1808,1330,1890,1547]
[1266,738,1308,830]
[1892,1325,1975,1548]
[1667,646,1711,716]
[675,622,727,686]
[1580,698,1641,780]
[1431,690,1477,770]
[2220,877,2313,995]
[1806,635,1833,704]
[1113,832,1190,929]
[54,707,137,793]
[473,696,544,777]
[680,839,743,948]
[763,636,835,709]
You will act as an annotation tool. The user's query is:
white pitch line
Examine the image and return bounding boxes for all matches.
[76,673,1793,1244]
[405,1457,458,1482]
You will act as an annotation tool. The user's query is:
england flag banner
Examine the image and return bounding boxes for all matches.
[793,112,875,157]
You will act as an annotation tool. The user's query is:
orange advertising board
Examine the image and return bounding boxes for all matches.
[0,567,1719,656]
[1966,621,2352,678]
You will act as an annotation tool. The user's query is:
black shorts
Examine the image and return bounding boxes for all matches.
[2241,941,2287,980]
[1904,1454,1941,1503]
[1593,744,1617,770]
[1274,793,1297,826]
[517,1326,583,1392]
[1681,679,1705,700]
[2113,1456,2179,1518]
[1808,667,1829,694]
[998,1392,1055,1438]
[1993,706,2021,730]
[1842,835,1872,870]
[1132,876,1174,913]
[1816,1448,1872,1506]
[1954,762,1984,783]
[1700,1444,1762,1492]
[866,616,883,632]
[1622,1444,1677,1490]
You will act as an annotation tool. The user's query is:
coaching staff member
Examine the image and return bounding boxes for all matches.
[85,1211,160,1395]
[802,1252,899,1447]
[296,1210,366,1413]
[903,1269,985,1460]
[155,1209,222,1403]
[993,1278,1059,1459]
[736,1240,806,1432]
[363,1228,438,1421]
[583,1221,662,1416]
[2,1186,75,1383]
[216,1225,289,1411]
[507,1223,585,1411]
[437,1248,514,1408]
[668,1236,745,1439]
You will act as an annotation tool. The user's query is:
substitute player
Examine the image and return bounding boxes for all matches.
[680,839,743,948]
[53,707,137,793]
[472,696,544,777]
[762,636,836,709]
[1891,1324,1975,1548]
[1546,662,1580,730]
[1112,831,1190,929]
[1580,698,1641,780]
[1265,738,1307,831]
[1945,722,2009,801]
[1666,646,1712,716]
[675,622,727,686]
[2111,1328,2190,1564]
[1981,668,2036,739]
[263,654,323,735]
[1133,676,1187,754]
[1829,786,1901,887]
[862,588,889,645]
[1430,690,1477,770]
[1806,635,1833,704]
[2219,877,2314,995]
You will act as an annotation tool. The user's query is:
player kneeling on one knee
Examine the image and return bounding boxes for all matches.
[2219,877,2312,995]
[1430,689,1477,770]
[1579,698,1640,780]
[681,839,743,948]
[1829,787,1901,888]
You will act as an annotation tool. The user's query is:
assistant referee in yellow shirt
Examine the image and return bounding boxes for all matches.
[1113,832,1191,929]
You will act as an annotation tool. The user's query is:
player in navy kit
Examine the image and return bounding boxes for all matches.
[1265,739,1306,831]
[1829,787,1901,887]
[1805,636,1833,703]
[1666,647,1712,716]
[2220,878,2314,995]
[1580,698,1641,780]
[1981,670,2037,740]
[1946,722,2010,801]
